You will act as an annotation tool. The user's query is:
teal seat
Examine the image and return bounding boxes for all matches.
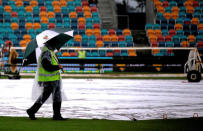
[75,1,82,7]
[176,30,184,36]
[56,23,63,28]
[176,18,183,24]
[89,35,96,41]
[82,34,88,42]
[3,12,11,19]
[89,40,96,47]
[169,1,177,7]
[86,23,93,29]
[92,12,99,18]
[99,50,106,57]
[18,11,25,19]
[153,24,160,30]
[86,18,93,23]
[0,6,4,13]
[67,1,74,6]
[68,6,75,12]
[63,17,70,23]
[165,6,172,13]
[26,17,33,23]
[118,41,126,47]
[93,17,100,24]
[178,12,186,19]
[101,29,108,36]
[25,12,32,18]
[11,17,18,23]
[46,6,53,12]
[64,22,71,28]
[125,35,133,42]
[28,29,35,34]
[121,50,128,56]
[179,6,186,13]
[11,5,18,12]
[45,1,52,6]
[49,18,55,23]
[145,23,153,30]
[162,29,168,36]
[66,39,74,47]
[166,41,174,47]
[36,28,42,34]
[41,24,48,30]
[91,50,99,57]
[61,7,68,14]
[18,6,25,12]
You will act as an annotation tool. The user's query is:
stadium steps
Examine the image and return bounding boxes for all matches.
[97,0,117,29]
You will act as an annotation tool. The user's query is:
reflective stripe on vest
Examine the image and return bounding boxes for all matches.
[38,46,60,82]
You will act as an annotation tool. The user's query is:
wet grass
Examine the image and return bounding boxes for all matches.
[0,116,202,131]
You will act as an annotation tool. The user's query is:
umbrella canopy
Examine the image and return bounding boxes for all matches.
[23,28,73,65]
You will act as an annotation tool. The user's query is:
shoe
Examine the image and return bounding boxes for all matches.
[52,115,68,120]
[26,109,37,120]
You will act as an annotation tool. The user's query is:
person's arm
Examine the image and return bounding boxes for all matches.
[41,51,60,71]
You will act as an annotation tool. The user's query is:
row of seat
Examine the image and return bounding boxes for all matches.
[60,49,137,57]
[1,0,88,8]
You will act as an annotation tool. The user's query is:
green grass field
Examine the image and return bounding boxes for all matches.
[0,117,202,131]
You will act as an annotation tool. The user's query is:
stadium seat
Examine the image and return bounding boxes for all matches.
[128,49,136,56]
[84,11,92,18]
[48,23,56,29]
[25,23,33,30]
[25,6,33,12]
[69,12,77,18]
[30,0,38,7]
[147,29,155,36]
[96,35,103,41]
[121,50,128,56]
[96,40,104,47]
[16,1,23,7]
[54,6,61,13]
[41,17,49,24]
[11,23,19,30]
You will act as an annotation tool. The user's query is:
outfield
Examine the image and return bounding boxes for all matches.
[0,116,202,131]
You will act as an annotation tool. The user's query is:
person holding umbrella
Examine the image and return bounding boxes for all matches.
[26,41,66,120]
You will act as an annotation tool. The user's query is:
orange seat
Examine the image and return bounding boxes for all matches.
[191,18,199,25]
[41,17,48,24]
[25,6,33,12]
[30,0,38,7]
[188,35,195,42]
[172,6,179,13]
[111,35,118,42]
[171,12,178,20]
[40,11,47,17]
[23,34,31,41]
[164,12,171,20]
[157,6,165,13]
[4,5,12,12]
[62,52,69,57]
[25,23,33,30]
[94,29,101,37]
[69,12,77,18]
[154,1,162,8]
[33,23,41,30]
[74,34,82,42]
[16,0,23,7]
[84,11,92,18]
[123,29,131,36]
[184,1,192,7]
[155,29,162,36]
[52,1,60,7]
[83,6,90,12]
[186,6,194,13]
[78,17,86,25]
[149,35,157,43]
[86,29,93,36]
[181,41,189,47]
[147,29,155,36]
[175,24,183,30]
[96,41,104,47]
[47,12,55,18]
[11,23,19,30]
[54,6,61,13]
[20,40,27,47]
[198,24,203,30]
[152,49,160,55]
[128,49,136,56]
[103,35,111,42]
[60,0,67,7]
